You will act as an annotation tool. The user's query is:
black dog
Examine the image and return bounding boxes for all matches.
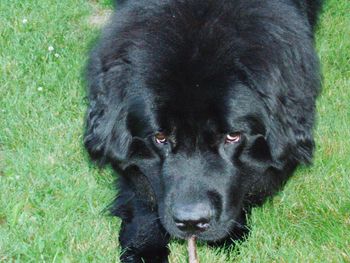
[84,0,322,262]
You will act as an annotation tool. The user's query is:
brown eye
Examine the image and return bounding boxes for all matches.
[225,132,241,144]
[155,132,167,144]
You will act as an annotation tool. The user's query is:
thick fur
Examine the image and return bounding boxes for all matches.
[84,0,322,262]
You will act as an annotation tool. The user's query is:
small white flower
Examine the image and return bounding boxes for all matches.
[48,46,54,52]
[22,18,28,24]
[54,53,60,58]
[15,176,20,180]
[37,86,43,91]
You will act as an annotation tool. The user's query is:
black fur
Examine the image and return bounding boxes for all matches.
[85,0,322,262]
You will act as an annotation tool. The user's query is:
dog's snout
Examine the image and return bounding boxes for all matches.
[172,203,213,233]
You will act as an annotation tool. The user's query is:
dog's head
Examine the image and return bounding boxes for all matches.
[84,1,318,242]
[84,71,305,241]
[142,81,275,241]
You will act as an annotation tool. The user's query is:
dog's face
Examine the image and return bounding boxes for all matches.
[125,79,272,242]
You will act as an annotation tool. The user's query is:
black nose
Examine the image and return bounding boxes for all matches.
[172,203,213,233]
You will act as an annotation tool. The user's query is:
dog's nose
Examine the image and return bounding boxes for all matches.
[172,203,212,233]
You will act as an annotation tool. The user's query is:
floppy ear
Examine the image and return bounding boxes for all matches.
[239,43,319,166]
[240,135,277,170]
[261,55,319,166]
[236,8,321,166]
[266,113,315,167]
[84,52,132,164]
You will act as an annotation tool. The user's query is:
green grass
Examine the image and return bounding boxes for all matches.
[0,0,349,262]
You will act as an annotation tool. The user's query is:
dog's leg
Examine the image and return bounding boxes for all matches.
[118,204,170,263]
[113,173,170,263]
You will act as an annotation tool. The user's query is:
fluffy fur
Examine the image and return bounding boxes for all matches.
[84,0,322,262]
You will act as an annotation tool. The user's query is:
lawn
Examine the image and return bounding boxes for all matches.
[0,0,349,262]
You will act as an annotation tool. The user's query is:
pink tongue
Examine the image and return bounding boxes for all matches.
[188,236,199,263]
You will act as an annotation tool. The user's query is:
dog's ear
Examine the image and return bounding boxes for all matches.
[247,135,272,163]
[84,100,132,164]
[261,58,318,166]
[236,10,320,166]
[266,116,315,167]
[241,134,299,173]
[239,46,319,167]
[84,53,132,164]
[240,135,277,170]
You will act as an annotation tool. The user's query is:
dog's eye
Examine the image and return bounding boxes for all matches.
[155,132,167,144]
[225,133,241,144]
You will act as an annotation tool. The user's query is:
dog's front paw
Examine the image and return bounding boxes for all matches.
[120,250,143,263]
[120,249,169,263]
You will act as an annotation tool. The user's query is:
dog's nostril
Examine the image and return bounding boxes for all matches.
[175,221,186,228]
[174,219,210,232]
[196,222,210,229]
